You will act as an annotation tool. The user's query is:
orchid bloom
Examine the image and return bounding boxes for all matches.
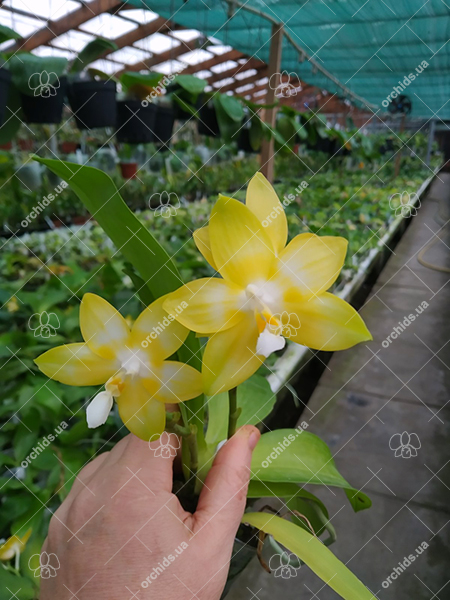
[0,529,31,570]
[35,294,202,440]
[164,172,371,396]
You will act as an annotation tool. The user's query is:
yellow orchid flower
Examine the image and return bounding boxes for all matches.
[0,529,31,570]
[164,172,372,396]
[35,293,202,440]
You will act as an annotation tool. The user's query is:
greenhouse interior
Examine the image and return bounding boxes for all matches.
[0,1,449,599]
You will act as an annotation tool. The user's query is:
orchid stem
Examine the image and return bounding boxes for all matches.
[185,424,198,478]
[228,387,241,438]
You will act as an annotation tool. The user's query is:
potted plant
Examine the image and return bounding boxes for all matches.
[167,74,207,121]
[116,71,163,144]
[67,38,119,130]
[117,142,138,179]
[7,53,68,124]
[198,92,244,143]
[0,25,20,126]
[30,155,376,600]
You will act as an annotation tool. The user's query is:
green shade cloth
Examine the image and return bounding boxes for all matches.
[125,0,449,119]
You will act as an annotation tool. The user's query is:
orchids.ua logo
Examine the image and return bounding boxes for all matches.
[381,541,428,588]
[29,551,60,578]
[261,421,309,468]
[269,551,301,579]
[149,191,180,218]
[389,191,420,218]
[149,431,180,459]
[141,542,188,587]
[29,71,60,98]
[261,181,308,227]
[271,312,301,337]
[141,301,188,348]
[268,71,301,98]
[28,311,60,338]
[381,301,428,348]
[389,432,421,458]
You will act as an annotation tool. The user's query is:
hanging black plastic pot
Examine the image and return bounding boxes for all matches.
[237,128,254,153]
[116,99,157,144]
[152,105,175,145]
[20,76,67,124]
[68,80,116,130]
[0,68,11,126]
[197,103,219,137]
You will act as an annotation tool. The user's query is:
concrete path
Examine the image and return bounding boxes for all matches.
[229,174,450,600]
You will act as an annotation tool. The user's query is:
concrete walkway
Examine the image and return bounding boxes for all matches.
[229,174,450,600]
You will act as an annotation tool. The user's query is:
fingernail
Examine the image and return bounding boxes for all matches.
[248,430,260,451]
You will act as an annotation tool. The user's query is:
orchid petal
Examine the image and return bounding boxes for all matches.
[203,314,263,396]
[116,377,165,441]
[80,293,131,360]
[130,295,189,361]
[143,361,203,403]
[163,278,245,334]
[246,172,287,254]
[35,343,117,386]
[209,195,275,288]
[277,234,348,299]
[86,391,114,428]
[193,226,217,270]
[285,293,372,351]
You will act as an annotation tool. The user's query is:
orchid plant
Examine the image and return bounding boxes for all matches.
[29,155,374,600]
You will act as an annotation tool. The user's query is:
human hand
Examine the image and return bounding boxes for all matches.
[40,425,260,599]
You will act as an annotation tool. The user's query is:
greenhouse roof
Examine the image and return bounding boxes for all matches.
[125,0,450,120]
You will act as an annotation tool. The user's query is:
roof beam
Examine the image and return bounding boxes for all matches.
[10,0,125,52]
[116,38,199,74]
[217,70,269,93]
[181,49,244,74]
[207,58,266,85]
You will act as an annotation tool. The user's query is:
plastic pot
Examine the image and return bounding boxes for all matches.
[68,79,117,130]
[152,105,175,145]
[0,68,11,125]
[197,103,219,137]
[237,128,254,153]
[20,76,67,124]
[119,161,138,179]
[60,141,78,154]
[116,100,157,144]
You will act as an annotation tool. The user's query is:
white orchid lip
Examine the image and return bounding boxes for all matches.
[86,390,114,429]
[256,325,286,358]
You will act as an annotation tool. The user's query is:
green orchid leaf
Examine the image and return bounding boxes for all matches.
[0,24,20,45]
[120,71,164,100]
[237,374,276,427]
[218,94,244,122]
[173,74,207,96]
[242,512,374,600]
[69,38,118,73]
[251,429,371,512]
[8,54,68,96]
[205,392,228,446]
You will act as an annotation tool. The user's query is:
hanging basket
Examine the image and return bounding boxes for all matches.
[116,99,157,144]
[0,68,11,126]
[68,80,117,130]
[20,76,67,124]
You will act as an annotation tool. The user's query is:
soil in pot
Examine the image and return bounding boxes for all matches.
[152,105,175,145]
[0,68,11,125]
[119,162,138,179]
[116,100,157,144]
[21,76,67,124]
[68,80,117,130]
[198,104,219,137]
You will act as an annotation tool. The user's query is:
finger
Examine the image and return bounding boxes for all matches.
[115,432,179,493]
[193,425,260,542]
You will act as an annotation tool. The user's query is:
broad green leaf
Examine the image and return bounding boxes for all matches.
[70,38,118,73]
[236,374,276,427]
[173,74,207,96]
[251,429,371,512]
[205,392,228,446]
[247,481,329,516]
[0,567,35,600]
[9,54,67,96]
[0,24,20,44]
[213,94,241,143]
[120,71,164,100]
[218,94,244,122]
[242,512,374,600]
[249,116,263,151]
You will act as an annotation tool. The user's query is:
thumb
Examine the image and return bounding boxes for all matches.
[193,425,260,542]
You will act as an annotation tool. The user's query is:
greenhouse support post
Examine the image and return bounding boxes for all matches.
[260,22,283,182]
[426,120,436,166]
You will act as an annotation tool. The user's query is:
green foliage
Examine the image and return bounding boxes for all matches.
[69,38,118,74]
[8,54,68,96]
